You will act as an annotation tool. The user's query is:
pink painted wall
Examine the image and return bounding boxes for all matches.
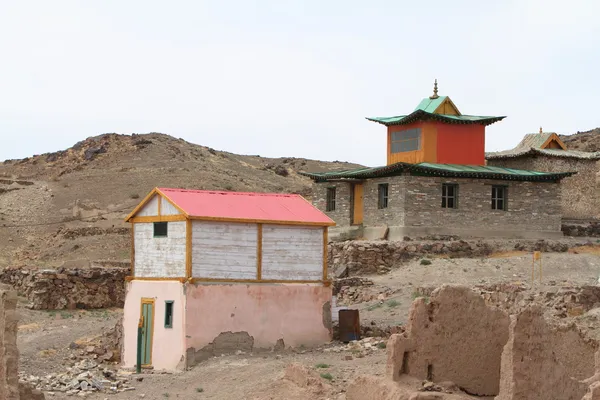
[122,281,186,370]
[186,284,332,351]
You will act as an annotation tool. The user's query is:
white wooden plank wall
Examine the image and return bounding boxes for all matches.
[134,222,186,277]
[161,199,181,215]
[137,195,159,216]
[261,225,322,280]
[192,221,257,279]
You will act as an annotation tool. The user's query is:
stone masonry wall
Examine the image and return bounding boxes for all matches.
[313,181,353,227]
[0,267,128,310]
[488,155,599,219]
[328,239,583,276]
[404,176,562,232]
[362,176,406,227]
[313,174,563,235]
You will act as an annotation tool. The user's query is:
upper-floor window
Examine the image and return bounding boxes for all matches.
[326,187,336,212]
[378,183,389,209]
[153,222,168,237]
[491,186,507,211]
[391,128,421,153]
[441,184,458,209]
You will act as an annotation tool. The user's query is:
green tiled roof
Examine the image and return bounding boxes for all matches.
[366,96,505,126]
[300,162,575,183]
[414,96,447,113]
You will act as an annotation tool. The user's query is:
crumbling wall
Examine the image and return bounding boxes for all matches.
[496,306,591,400]
[0,267,128,310]
[329,239,589,276]
[0,285,44,400]
[386,285,510,396]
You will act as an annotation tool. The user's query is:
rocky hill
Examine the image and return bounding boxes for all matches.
[560,128,600,152]
[0,133,363,268]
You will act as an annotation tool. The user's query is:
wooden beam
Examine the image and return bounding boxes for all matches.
[130,222,135,277]
[256,223,263,280]
[126,276,187,282]
[186,219,192,278]
[130,215,187,223]
[125,188,160,222]
[155,188,190,216]
[157,195,162,216]
[191,277,328,285]
[322,227,328,281]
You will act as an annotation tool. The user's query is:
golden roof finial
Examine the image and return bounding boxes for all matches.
[430,79,439,99]
[539,126,543,134]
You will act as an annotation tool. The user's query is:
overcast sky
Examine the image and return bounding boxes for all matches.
[1,1,599,166]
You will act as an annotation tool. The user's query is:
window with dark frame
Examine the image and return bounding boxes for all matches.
[491,185,507,211]
[378,183,389,209]
[164,301,174,328]
[326,187,336,212]
[441,184,458,209]
[390,128,422,153]
[153,222,168,237]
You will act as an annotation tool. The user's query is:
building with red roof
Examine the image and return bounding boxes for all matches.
[122,187,334,371]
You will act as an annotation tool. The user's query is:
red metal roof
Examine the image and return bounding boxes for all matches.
[155,188,334,226]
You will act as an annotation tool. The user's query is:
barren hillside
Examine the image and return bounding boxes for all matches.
[560,128,600,152]
[0,133,363,268]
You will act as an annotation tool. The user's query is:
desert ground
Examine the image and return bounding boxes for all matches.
[15,249,600,399]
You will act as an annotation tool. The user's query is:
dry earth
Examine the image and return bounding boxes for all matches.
[0,133,362,268]
[15,250,600,399]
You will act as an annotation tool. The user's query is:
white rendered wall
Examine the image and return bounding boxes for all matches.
[261,225,323,280]
[137,195,159,216]
[191,221,257,279]
[161,199,181,215]
[134,222,186,277]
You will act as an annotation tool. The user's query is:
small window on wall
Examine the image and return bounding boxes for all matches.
[378,184,389,209]
[491,186,507,211]
[326,187,336,212]
[441,184,458,209]
[391,128,421,153]
[153,222,168,237]
[164,301,174,328]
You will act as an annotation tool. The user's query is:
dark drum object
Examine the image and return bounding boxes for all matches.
[339,309,360,343]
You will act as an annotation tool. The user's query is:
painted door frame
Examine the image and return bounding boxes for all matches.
[352,183,364,225]
[140,297,155,367]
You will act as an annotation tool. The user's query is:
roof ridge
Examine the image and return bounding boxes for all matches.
[158,187,299,197]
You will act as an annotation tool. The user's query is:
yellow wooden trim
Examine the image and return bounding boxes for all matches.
[189,215,334,227]
[186,219,192,278]
[256,224,263,279]
[433,96,461,116]
[126,276,187,282]
[140,298,155,367]
[131,215,187,223]
[125,188,160,222]
[191,277,330,285]
[155,188,190,217]
[130,222,135,277]
[541,133,567,150]
[297,195,336,226]
[157,195,162,216]
[322,227,328,281]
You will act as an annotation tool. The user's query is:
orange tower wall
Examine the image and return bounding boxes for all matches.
[435,123,485,165]
[387,122,486,165]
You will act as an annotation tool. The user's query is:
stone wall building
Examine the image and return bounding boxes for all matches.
[487,131,600,220]
[302,83,576,240]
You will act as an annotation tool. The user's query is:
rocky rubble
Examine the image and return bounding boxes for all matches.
[323,337,388,358]
[0,266,128,310]
[563,222,600,238]
[19,359,135,397]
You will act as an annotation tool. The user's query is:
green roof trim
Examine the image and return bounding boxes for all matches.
[366,110,505,126]
[300,162,575,183]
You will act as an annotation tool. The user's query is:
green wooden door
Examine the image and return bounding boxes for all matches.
[141,300,154,366]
